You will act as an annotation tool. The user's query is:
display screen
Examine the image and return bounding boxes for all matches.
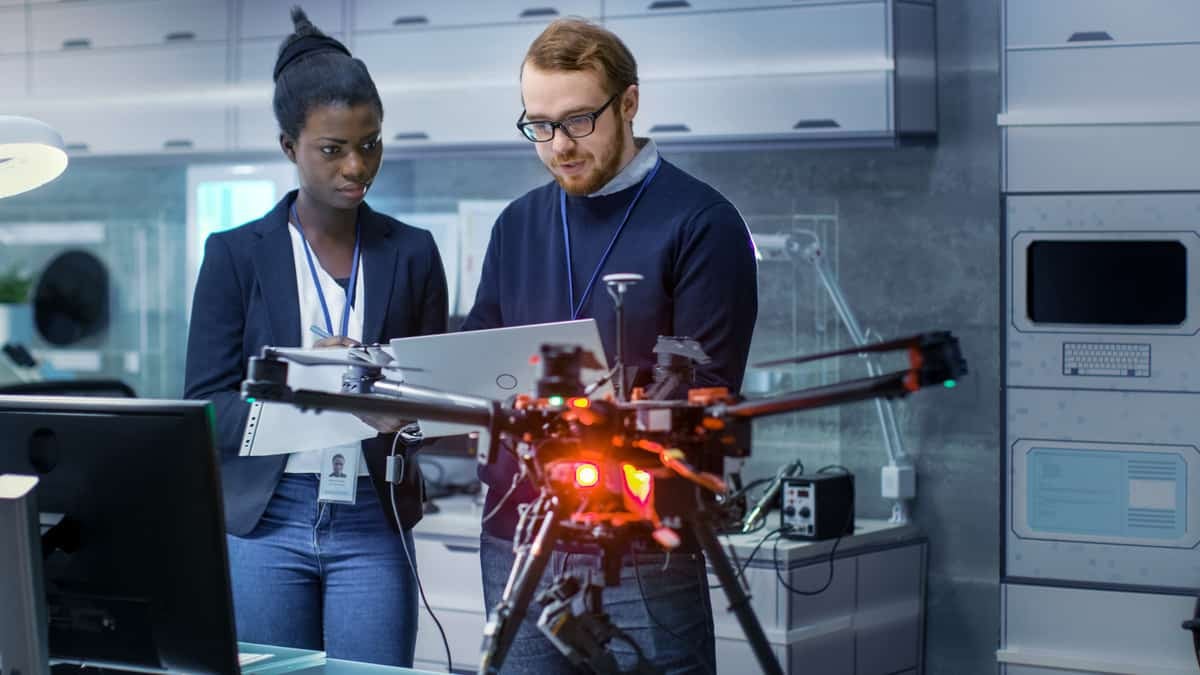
[1027,241,1186,325]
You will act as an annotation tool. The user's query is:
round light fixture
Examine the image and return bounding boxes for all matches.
[0,116,68,200]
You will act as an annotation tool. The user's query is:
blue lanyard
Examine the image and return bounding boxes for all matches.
[561,157,662,320]
[291,203,361,338]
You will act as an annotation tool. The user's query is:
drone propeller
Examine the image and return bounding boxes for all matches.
[268,346,426,372]
[752,331,954,369]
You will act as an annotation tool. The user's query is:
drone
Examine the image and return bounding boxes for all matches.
[241,325,966,675]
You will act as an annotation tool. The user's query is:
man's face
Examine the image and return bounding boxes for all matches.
[282,102,383,211]
[520,64,636,196]
[333,457,344,474]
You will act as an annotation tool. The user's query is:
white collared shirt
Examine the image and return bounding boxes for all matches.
[588,137,660,197]
[283,222,371,475]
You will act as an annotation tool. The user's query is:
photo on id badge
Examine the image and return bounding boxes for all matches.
[318,444,360,504]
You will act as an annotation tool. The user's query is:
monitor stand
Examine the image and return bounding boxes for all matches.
[0,474,50,675]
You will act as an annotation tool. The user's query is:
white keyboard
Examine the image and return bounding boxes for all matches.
[1062,341,1150,377]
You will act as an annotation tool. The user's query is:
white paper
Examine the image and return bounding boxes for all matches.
[456,200,509,317]
[1128,478,1176,511]
[239,350,376,457]
[394,212,462,315]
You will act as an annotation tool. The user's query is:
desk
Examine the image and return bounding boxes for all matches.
[239,642,445,674]
[411,496,927,675]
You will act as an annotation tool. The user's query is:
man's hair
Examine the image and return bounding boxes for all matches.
[272,7,383,139]
[332,453,345,462]
[523,18,638,96]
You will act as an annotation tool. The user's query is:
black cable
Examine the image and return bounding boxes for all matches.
[632,548,715,675]
[773,504,854,597]
[817,464,850,475]
[389,433,452,673]
[772,532,842,596]
[708,527,782,589]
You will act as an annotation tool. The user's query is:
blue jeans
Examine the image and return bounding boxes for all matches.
[225,475,418,666]
[480,532,715,674]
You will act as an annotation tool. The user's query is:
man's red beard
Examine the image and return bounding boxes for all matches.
[550,123,628,196]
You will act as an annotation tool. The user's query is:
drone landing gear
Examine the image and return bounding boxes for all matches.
[479,492,784,675]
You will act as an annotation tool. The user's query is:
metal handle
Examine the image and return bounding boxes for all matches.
[163,139,194,150]
[1067,31,1113,43]
[62,38,91,49]
[519,7,559,18]
[443,542,481,554]
[793,118,841,129]
[393,132,430,141]
[649,0,691,9]
[393,15,430,26]
[164,31,196,43]
[649,123,690,133]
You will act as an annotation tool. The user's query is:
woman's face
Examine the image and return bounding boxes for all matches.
[283,102,383,211]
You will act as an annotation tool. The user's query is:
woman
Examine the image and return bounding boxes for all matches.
[183,8,446,666]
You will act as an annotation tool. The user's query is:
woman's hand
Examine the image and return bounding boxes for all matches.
[354,412,416,435]
[314,336,361,349]
[311,336,412,433]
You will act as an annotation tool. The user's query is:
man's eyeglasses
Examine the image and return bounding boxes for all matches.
[516,93,620,143]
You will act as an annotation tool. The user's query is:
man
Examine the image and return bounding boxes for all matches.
[463,18,758,674]
[329,453,346,478]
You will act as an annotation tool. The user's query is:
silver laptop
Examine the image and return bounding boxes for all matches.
[387,319,610,438]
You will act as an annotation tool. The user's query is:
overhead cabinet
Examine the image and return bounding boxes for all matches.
[31,43,227,98]
[1001,0,1200,191]
[610,1,934,145]
[30,0,229,51]
[13,0,936,155]
[353,0,602,30]
[37,103,229,155]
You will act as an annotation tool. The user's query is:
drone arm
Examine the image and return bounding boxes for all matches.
[243,353,499,429]
[719,370,913,420]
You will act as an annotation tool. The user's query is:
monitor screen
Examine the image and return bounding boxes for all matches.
[0,396,237,674]
[1027,241,1186,325]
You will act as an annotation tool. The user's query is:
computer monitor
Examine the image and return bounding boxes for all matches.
[0,396,238,673]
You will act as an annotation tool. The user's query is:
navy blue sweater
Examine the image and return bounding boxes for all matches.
[463,159,758,540]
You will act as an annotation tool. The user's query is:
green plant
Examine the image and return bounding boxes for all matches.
[0,266,32,304]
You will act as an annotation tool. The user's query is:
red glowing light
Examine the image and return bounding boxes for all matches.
[529,355,541,366]
[575,462,600,488]
[622,464,652,505]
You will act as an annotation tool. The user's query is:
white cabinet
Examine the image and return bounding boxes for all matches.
[355,22,547,87]
[10,0,934,155]
[380,85,522,147]
[0,5,26,55]
[37,103,229,155]
[1006,0,1200,48]
[30,0,229,51]
[1004,125,1200,193]
[354,0,600,32]
[0,55,25,98]
[607,3,889,79]
[31,43,227,97]
[1006,44,1200,117]
[240,0,343,40]
[235,100,280,151]
[1001,0,1200,191]
[640,73,891,141]
[624,0,934,146]
[711,523,926,674]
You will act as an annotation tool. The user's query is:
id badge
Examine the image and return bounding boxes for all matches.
[318,444,361,504]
